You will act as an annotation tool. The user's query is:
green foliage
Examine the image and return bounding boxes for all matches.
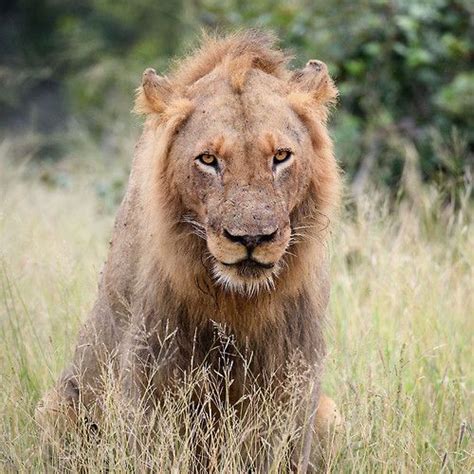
[1,0,472,193]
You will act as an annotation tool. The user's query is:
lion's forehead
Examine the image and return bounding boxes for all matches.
[181,79,304,154]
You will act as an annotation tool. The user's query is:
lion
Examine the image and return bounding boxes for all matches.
[36,30,342,468]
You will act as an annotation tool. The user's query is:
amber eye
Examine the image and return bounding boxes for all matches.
[273,149,292,166]
[197,153,218,167]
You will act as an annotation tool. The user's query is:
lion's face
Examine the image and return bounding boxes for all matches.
[168,69,314,295]
[137,36,339,297]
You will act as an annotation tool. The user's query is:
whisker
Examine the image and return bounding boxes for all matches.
[290,231,325,246]
[292,211,331,234]
[181,215,207,241]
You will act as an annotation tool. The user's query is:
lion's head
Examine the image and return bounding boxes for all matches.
[135,31,340,298]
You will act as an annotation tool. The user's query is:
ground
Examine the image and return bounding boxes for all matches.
[0,157,472,472]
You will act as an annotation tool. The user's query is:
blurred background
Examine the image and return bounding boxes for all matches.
[1,0,473,205]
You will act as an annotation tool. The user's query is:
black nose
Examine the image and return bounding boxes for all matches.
[223,228,278,250]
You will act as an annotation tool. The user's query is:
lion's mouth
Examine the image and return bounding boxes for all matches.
[211,257,279,296]
[221,258,275,277]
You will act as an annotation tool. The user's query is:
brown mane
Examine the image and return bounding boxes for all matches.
[133,32,340,330]
[135,30,294,114]
[173,30,291,90]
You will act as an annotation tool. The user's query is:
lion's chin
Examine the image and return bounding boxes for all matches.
[211,259,279,297]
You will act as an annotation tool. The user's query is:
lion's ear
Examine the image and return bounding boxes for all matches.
[134,68,173,115]
[289,60,338,112]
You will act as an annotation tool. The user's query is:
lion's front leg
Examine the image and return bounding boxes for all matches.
[119,322,157,411]
[119,314,179,412]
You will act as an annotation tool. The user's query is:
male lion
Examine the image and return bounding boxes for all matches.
[37,30,341,467]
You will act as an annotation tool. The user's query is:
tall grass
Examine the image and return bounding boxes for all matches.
[0,155,472,472]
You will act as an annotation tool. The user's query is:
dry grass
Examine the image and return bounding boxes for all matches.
[0,155,472,472]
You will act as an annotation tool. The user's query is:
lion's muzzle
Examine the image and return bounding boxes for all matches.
[223,227,278,252]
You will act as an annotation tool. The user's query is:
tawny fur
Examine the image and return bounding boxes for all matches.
[37,30,342,459]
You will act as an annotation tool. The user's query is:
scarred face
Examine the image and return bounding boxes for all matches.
[138,52,338,297]
[168,68,316,295]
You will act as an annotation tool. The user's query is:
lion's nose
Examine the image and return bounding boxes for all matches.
[223,228,278,251]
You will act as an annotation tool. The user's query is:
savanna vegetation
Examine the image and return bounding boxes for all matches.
[1,0,472,471]
[1,155,472,471]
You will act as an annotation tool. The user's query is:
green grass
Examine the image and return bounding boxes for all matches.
[0,158,472,472]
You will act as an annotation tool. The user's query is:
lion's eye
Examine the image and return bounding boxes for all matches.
[197,153,218,167]
[273,149,292,166]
